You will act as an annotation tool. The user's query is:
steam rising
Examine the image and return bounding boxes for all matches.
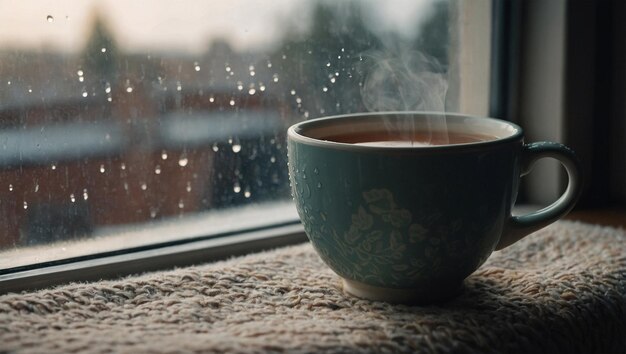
[360,49,449,144]
[361,50,448,112]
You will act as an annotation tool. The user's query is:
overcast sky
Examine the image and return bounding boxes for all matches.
[0,0,440,54]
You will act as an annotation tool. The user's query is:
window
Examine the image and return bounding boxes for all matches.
[0,0,492,288]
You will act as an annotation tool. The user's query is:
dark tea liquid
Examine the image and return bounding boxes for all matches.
[325,131,497,147]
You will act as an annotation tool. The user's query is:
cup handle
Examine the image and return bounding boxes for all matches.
[496,142,583,250]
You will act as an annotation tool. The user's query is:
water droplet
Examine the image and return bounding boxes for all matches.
[259,84,266,91]
[232,144,241,153]
[296,97,302,104]
[237,81,243,91]
[70,194,76,203]
[99,164,105,173]
[304,111,310,118]
[270,156,276,163]
[34,184,39,192]
[330,77,336,83]
[335,72,340,77]
[141,183,147,190]
[120,163,126,170]
[225,65,231,72]
[101,47,107,53]
[248,88,256,95]
[51,164,57,170]
[150,210,157,218]
[326,62,331,67]
[249,70,255,77]
[244,188,251,198]
[107,97,112,102]
[47,15,54,22]
[233,183,241,193]
[282,54,287,59]
[178,157,188,167]
[7,81,11,85]
[229,99,235,106]
[23,201,28,209]
[290,89,296,95]
[77,70,83,76]
[267,61,272,68]
[322,87,328,92]
[82,91,88,98]
[161,151,168,160]
[154,165,161,174]
[212,143,219,152]
[78,76,84,82]
[176,81,182,91]
[313,168,319,175]
[209,96,215,103]
[228,137,233,144]
[83,189,89,200]
[273,74,279,83]
[194,62,201,71]
[178,200,185,209]
[9,184,13,191]
[27,87,32,93]
[341,47,345,52]
[126,86,133,93]
[186,182,192,192]
[124,182,129,191]
[105,86,111,94]
[317,182,322,189]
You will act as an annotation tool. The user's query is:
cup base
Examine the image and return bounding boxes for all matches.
[342,278,463,305]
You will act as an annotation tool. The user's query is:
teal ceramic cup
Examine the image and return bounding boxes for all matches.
[287,112,582,304]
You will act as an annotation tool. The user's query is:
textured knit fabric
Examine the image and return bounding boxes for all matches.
[1,221,625,353]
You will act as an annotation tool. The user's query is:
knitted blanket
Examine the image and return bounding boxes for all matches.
[1,221,625,353]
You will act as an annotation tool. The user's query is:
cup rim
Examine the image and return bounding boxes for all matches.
[287,111,523,152]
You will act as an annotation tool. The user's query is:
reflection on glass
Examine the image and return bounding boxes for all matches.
[0,0,453,259]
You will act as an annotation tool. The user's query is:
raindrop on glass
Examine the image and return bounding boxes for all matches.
[101,47,107,53]
[141,183,147,191]
[99,164,105,173]
[82,91,88,98]
[233,183,241,193]
[244,188,251,198]
[322,87,328,92]
[326,62,331,67]
[194,62,201,71]
[34,184,39,192]
[212,143,219,152]
[154,165,161,174]
[176,82,182,91]
[248,88,256,95]
[209,96,215,103]
[23,201,28,210]
[267,61,272,68]
[330,77,336,83]
[51,164,57,170]
[161,151,168,160]
[317,182,322,189]
[28,87,33,93]
[290,89,296,95]
[225,65,231,72]
[77,69,84,76]
[178,200,185,209]
[273,74,279,83]
[186,182,192,193]
[120,163,126,170]
[126,86,133,93]
[150,210,157,218]
[46,15,54,22]
[232,144,241,153]
[79,77,84,82]
[229,99,235,106]
[270,156,276,163]
[178,157,188,167]
[83,189,89,200]
[9,184,13,192]
[70,194,76,203]
[259,84,266,92]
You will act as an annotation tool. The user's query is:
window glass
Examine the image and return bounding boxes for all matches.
[0,0,465,269]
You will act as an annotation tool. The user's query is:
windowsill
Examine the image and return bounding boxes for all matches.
[0,200,299,271]
[0,201,307,294]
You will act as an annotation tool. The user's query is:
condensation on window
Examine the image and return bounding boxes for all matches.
[0,0,453,261]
